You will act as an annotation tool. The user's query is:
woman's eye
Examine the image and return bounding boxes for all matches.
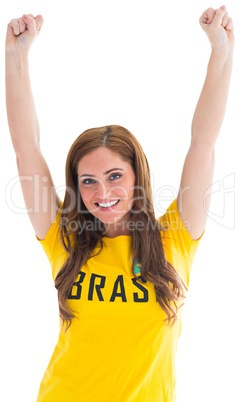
[82,178,95,185]
[109,173,122,181]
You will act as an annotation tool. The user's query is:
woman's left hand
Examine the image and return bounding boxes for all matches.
[199,5,234,50]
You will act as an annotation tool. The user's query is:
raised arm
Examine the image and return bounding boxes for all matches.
[178,6,234,239]
[5,14,60,239]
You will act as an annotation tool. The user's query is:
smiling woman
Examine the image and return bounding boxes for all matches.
[57,124,186,335]
[4,4,236,402]
[64,124,151,230]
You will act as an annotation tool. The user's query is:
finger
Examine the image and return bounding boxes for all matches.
[35,15,44,31]
[211,6,227,28]
[21,14,44,35]
[26,13,44,28]
[225,17,233,32]
[200,8,215,25]
[17,18,26,34]
[8,18,23,36]
[22,14,38,36]
[221,11,229,28]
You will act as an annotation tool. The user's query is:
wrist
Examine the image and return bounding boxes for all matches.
[210,43,234,65]
[5,49,30,73]
[210,35,234,55]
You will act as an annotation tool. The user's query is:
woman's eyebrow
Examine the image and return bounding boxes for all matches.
[78,174,95,178]
[79,168,124,178]
[104,168,124,175]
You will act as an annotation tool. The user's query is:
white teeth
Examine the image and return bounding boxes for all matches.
[98,200,119,208]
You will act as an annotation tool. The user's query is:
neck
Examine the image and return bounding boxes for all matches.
[104,218,132,238]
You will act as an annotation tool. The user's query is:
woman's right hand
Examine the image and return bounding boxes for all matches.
[6,14,44,54]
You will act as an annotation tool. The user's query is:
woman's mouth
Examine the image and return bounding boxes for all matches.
[95,200,120,209]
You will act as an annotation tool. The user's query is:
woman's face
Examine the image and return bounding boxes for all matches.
[77,147,135,236]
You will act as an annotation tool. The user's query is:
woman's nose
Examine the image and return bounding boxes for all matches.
[95,181,110,199]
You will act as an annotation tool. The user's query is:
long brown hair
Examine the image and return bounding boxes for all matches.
[55,125,185,327]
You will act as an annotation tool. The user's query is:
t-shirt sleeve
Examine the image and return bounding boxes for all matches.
[37,210,67,280]
[158,198,203,287]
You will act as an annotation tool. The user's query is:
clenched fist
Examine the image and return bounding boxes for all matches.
[199,5,234,50]
[6,14,44,54]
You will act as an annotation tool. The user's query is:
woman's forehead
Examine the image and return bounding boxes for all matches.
[77,147,132,174]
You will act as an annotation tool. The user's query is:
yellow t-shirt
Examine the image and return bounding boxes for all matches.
[37,199,201,402]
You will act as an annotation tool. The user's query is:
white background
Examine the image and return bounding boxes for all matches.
[0,1,239,401]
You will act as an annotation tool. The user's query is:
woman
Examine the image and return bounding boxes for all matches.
[5,6,234,402]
